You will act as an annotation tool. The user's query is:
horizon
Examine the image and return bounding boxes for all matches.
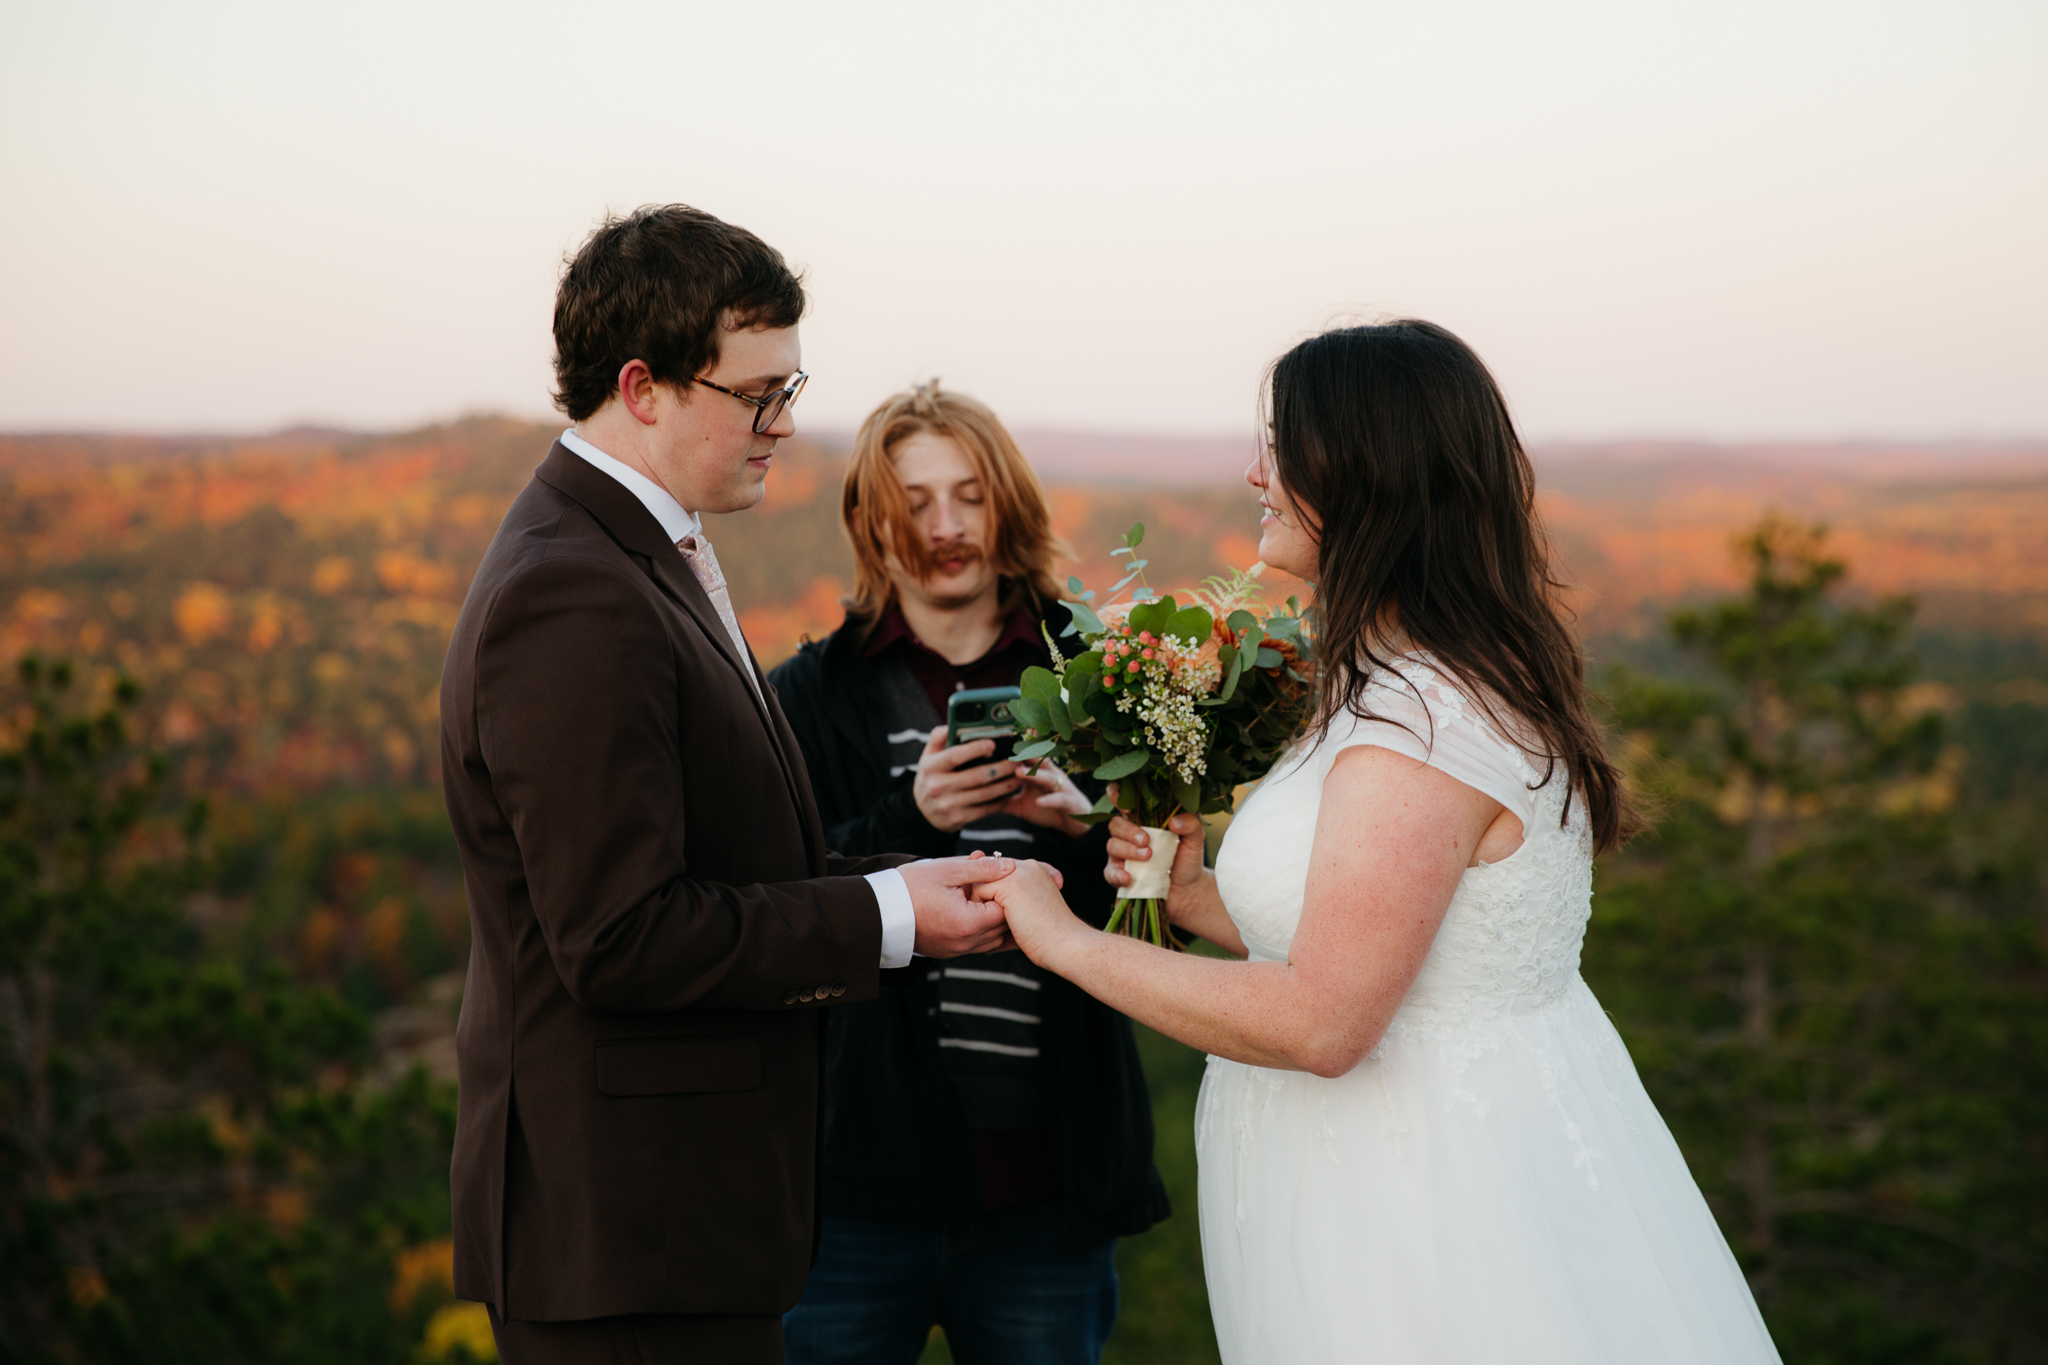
[7,416,2047,491]
[9,412,2048,452]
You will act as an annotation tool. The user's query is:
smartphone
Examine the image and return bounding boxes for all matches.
[946,686,1023,760]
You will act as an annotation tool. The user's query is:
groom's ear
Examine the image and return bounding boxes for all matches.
[617,360,661,426]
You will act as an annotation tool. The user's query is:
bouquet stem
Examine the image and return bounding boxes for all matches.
[1109,816,1183,948]
[1105,895,1173,947]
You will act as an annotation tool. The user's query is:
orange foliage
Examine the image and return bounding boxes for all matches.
[366,896,408,987]
[311,556,356,594]
[738,575,848,667]
[390,1238,456,1312]
[375,551,456,597]
[173,583,233,643]
[301,907,343,974]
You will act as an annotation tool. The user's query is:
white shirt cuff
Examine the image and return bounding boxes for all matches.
[867,868,916,969]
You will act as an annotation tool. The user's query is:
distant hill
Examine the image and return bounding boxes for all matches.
[1009,430,2048,491]
[3,418,2043,802]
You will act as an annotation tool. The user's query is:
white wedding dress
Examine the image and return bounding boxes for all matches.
[1195,657,1782,1363]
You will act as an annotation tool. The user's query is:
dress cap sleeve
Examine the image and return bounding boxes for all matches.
[1324,655,1547,829]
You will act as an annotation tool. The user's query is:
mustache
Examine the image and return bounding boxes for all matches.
[921,539,982,568]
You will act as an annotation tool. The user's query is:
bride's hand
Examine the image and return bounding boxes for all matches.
[1106,802,1207,899]
[970,858,1084,965]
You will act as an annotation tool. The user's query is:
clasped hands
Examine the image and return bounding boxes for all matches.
[898,851,1068,959]
[903,798,1210,964]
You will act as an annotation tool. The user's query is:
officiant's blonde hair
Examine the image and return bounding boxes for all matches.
[841,382,1067,624]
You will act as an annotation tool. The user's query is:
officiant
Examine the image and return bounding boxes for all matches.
[769,383,1169,1364]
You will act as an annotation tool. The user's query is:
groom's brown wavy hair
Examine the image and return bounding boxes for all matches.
[552,204,806,422]
[1268,321,1645,853]
[840,382,1067,627]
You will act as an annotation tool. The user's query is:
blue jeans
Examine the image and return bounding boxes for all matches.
[783,1205,1118,1365]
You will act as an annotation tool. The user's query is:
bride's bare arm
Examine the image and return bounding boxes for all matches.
[1105,810,1246,958]
[995,746,1504,1078]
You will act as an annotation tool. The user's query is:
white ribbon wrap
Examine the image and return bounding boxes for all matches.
[1115,826,1181,899]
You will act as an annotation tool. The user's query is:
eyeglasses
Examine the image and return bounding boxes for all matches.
[692,371,808,434]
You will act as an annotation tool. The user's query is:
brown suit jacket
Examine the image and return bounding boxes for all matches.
[440,442,905,1321]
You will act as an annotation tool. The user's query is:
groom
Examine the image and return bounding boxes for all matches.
[439,205,1023,1364]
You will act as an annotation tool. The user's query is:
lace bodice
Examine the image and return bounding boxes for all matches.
[1213,657,1594,1031]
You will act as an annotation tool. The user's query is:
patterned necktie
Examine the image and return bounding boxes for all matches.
[677,531,763,703]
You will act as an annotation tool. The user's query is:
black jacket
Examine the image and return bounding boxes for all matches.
[769,605,1171,1249]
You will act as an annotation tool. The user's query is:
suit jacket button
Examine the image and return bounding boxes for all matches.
[783,990,798,1005]
[830,983,846,997]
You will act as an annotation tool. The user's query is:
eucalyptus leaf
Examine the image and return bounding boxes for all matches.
[1217,648,1246,702]
[1255,647,1283,667]
[1011,737,1059,760]
[1093,749,1151,781]
[1227,609,1258,635]
[1063,600,1105,635]
[1068,672,1102,706]
[1164,605,1214,647]
[1129,597,1181,635]
[1047,694,1074,739]
[1019,666,1060,702]
[1067,575,1085,593]
[1125,522,1145,548]
[1010,696,1052,733]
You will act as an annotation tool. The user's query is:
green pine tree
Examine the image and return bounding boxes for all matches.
[1588,519,2048,1363]
[0,657,460,1364]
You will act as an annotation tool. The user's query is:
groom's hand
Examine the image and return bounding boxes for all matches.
[900,854,1027,957]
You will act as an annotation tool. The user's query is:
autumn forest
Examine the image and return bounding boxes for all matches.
[2,419,2043,1363]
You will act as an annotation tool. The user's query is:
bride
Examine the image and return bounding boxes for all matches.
[977,321,1783,1362]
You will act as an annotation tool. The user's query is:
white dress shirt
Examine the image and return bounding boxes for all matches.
[559,427,917,969]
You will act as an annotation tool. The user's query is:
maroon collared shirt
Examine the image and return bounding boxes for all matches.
[863,600,1048,721]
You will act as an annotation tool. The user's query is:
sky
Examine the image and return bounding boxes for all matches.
[1,0,2043,442]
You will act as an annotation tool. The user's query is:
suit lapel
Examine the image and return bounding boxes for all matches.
[534,444,816,841]
[641,548,772,711]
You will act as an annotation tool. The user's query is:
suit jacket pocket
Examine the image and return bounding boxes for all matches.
[594,1035,762,1097]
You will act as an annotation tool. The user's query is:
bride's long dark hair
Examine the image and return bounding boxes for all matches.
[1270,320,1643,853]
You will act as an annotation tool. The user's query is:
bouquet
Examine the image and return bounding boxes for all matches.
[1010,523,1314,946]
